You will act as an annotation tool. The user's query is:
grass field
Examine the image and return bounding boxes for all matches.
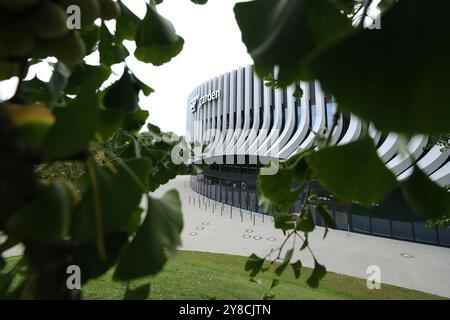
[5,251,445,300]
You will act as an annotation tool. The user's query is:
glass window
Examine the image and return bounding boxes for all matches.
[438,227,450,246]
[310,104,316,127]
[414,222,437,244]
[371,218,391,237]
[334,210,349,231]
[352,215,371,234]
[326,102,334,128]
[392,221,413,240]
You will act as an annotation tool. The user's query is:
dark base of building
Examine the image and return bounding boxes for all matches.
[190,164,450,248]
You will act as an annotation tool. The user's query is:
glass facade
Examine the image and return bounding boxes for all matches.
[190,164,450,248]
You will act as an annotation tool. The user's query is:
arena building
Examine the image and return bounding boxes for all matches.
[186,65,450,247]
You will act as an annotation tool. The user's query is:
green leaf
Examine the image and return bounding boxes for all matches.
[306,259,326,288]
[71,158,152,242]
[148,160,179,192]
[99,23,129,66]
[6,181,71,242]
[316,203,337,232]
[43,81,99,159]
[103,69,140,111]
[72,232,129,284]
[306,136,398,205]
[114,190,183,280]
[234,0,352,86]
[96,108,125,141]
[22,77,52,105]
[296,206,315,233]
[116,1,141,41]
[290,260,302,279]
[245,253,265,278]
[293,84,303,100]
[273,213,295,233]
[300,234,308,251]
[269,279,280,290]
[79,25,100,56]
[123,109,149,132]
[0,60,20,81]
[135,76,154,96]
[123,283,151,300]
[49,62,71,101]
[308,0,450,134]
[191,0,208,4]
[134,4,184,66]
[401,166,450,220]
[258,153,308,212]
[66,64,111,95]
[275,248,293,276]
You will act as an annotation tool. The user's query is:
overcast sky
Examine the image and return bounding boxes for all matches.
[123,0,253,135]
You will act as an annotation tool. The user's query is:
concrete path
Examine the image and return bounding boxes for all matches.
[153,176,450,298]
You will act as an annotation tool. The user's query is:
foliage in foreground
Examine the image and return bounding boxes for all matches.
[0,0,207,299]
[233,0,450,290]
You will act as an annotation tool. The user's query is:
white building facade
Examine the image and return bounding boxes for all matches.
[186,65,450,246]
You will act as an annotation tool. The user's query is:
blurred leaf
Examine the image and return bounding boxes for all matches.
[123,283,151,300]
[72,232,129,284]
[234,0,352,86]
[316,203,337,238]
[296,206,315,233]
[49,62,71,101]
[6,181,71,242]
[114,190,183,280]
[306,136,398,205]
[293,84,303,99]
[269,279,280,290]
[123,109,149,132]
[22,77,52,105]
[43,80,100,159]
[116,1,141,41]
[134,4,184,66]
[258,153,308,212]
[308,0,450,134]
[245,253,265,278]
[273,213,295,233]
[71,158,152,242]
[401,166,450,220]
[316,204,336,229]
[99,23,129,66]
[275,248,293,276]
[0,60,20,81]
[290,260,302,279]
[3,103,55,148]
[104,69,140,112]
[66,64,111,95]
[191,0,208,4]
[79,25,100,55]
[96,109,125,141]
[306,259,326,288]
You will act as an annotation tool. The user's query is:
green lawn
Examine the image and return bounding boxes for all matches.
[5,251,445,300]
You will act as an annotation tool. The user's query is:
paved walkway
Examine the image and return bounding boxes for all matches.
[4,176,450,298]
[154,176,450,298]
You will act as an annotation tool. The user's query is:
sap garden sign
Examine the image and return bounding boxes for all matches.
[190,90,221,113]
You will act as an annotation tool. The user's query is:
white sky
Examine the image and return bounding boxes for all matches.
[124,0,252,135]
